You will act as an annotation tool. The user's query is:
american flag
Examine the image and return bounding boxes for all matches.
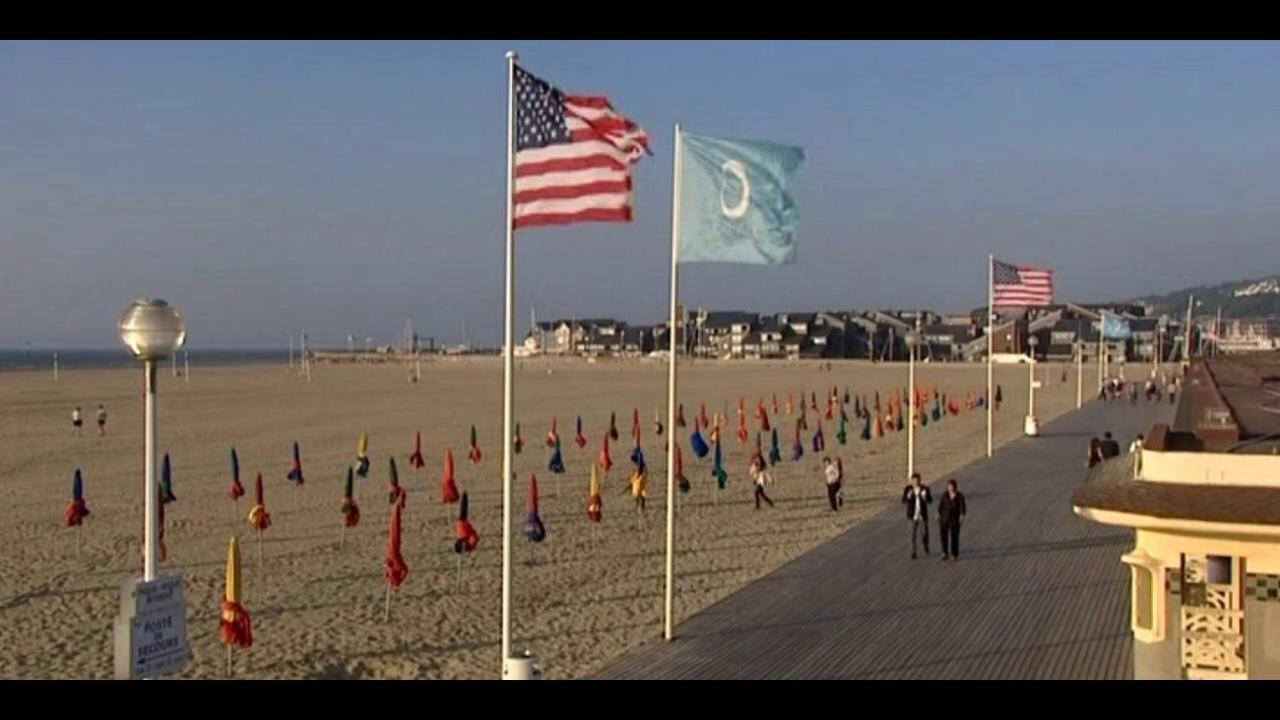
[992,259,1053,307]
[512,65,650,230]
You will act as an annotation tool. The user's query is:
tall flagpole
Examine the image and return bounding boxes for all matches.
[500,49,518,677]
[986,254,994,457]
[1076,340,1083,409]
[663,124,683,641]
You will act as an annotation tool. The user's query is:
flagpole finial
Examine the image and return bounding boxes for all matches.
[505,50,518,60]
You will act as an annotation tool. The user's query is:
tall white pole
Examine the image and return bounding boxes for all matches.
[53,351,59,382]
[144,360,159,582]
[500,49,517,676]
[986,255,994,457]
[1027,356,1036,417]
[1184,294,1194,368]
[1076,341,1083,409]
[907,335,915,478]
[663,124,683,642]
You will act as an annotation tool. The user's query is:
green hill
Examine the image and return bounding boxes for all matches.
[1132,275,1280,319]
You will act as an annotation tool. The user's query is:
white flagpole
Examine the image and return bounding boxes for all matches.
[500,49,518,677]
[986,255,994,457]
[664,124,683,641]
[1076,340,1083,409]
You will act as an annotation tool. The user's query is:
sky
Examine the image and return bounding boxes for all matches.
[3,40,1279,349]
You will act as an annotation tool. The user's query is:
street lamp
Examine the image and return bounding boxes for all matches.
[118,298,186,582]
[1025,335,1039,437]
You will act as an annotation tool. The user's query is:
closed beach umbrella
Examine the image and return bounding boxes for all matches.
[689,417,710,459]
[248,474,271,531]
[287,441,304,486]
[712,438,728,489]
[468,425,482,464]
[220,536,252,649]
[513,423,524,455]
[160,453,177,504]
[587,462,604,522]
[676,403,686,429]
[757,399,771,432]
[574,416,588,449]
[229,448,245,500]
[385,499,408,588]
[676,445,690,493]
[792,421,804,461]
[545,418,559,448]
[453,493,479,554]
[65,468,90,526]
[356,432,370,477]
[653,408,663,437]
[341,467,360,528]
[409,431,425,470]
[598,432,613,473]
[441,449,460,504]
[548,437,565,474]
[699,403,709,429]
[524,475,546,543]
[608,412,619,441]
[768,427,781,465]
[812,418,826,453]
[387,457,405,506]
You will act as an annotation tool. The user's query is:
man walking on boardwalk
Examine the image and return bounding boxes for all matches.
[938,479,967,561]
[902,472,931,559]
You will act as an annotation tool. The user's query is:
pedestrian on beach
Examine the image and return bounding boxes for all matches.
[937,479,966,561]
[822,456,841,512]
[1129,383,1138,404]
[1129,434,1144,454]
[1087,437,1103,468]
[1167,380,1177,405]
[96,404,107,436]
[72,406,82,435]
[750,455,775,510]
[1100,431,1121,459]
[902,472,931,559]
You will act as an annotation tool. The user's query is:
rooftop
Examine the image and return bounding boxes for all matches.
[1072,455,1280,527]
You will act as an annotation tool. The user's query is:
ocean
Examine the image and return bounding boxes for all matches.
[0,349,290,372]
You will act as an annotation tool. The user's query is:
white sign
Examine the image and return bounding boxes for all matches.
[114,575,189,679]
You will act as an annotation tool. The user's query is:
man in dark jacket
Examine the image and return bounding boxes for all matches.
[901,472,931,559]
[1100,431,1121,459]
[938,479,967,561]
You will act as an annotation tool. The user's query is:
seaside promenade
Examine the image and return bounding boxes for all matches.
[596,398,1172,679]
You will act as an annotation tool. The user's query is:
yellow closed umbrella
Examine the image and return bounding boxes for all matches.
[220,535,252,676]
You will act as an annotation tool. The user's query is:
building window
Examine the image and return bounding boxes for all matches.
[1122,549,1165,642]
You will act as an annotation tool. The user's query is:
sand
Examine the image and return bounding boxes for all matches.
[0,357,1087,679]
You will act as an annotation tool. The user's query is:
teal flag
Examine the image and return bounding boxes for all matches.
[677,131,804,265]
[1102,312,1132,340]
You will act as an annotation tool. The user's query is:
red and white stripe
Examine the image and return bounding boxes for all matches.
[514,95,650,230]
[993,267,1054,307]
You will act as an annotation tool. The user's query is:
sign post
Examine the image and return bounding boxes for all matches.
[114,575,190,680]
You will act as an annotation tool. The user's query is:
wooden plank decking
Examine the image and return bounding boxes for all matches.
[595,399,1171,679]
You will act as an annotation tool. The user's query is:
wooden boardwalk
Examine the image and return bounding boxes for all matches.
[595,399,1172,679]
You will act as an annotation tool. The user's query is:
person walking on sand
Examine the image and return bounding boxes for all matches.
[1167,379,1177,405]
[72,406,83,435]
[937,479,966,561]
[902,472,931,559]
[1087,437,1103,468]
[750,456,775,510]
[822,456,842,512]
[96,404,107,436]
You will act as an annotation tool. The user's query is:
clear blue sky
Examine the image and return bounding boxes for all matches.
[4,40,1278,348]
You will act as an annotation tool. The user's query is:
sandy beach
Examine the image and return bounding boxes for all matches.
[0,357,1086,679]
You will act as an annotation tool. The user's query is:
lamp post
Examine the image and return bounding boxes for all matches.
[1075,340,1083,409]
[1024,335,1039,437]
[906,329,918,479]
[118,298,187,582]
